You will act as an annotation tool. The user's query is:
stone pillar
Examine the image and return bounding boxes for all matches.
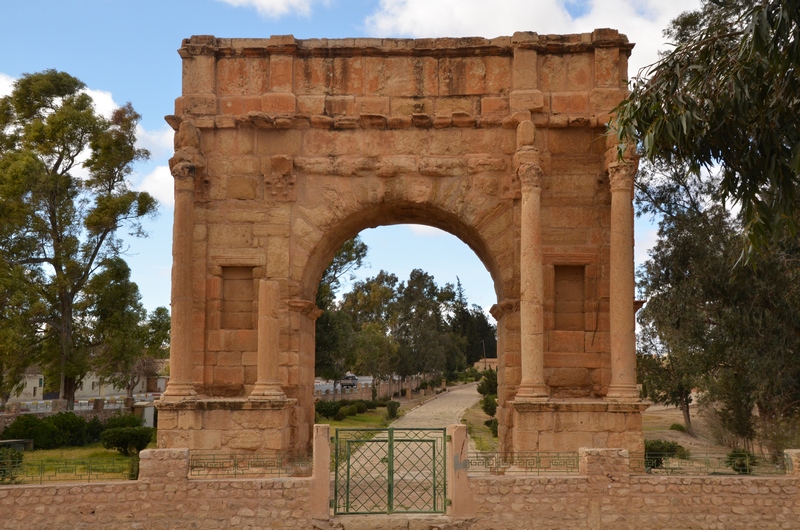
[162,164,197,400]
[250,280,286,399]
[446,424,475,518]
[515,126,548,400]
[311,424,331,519]
[606,162,639,400]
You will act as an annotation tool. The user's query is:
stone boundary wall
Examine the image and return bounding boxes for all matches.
[464,448,800,529]
[2,428,799,528]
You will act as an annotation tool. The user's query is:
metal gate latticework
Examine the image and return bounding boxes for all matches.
[333,428,446,515]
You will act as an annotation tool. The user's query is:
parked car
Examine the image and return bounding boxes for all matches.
[340,374,358,388]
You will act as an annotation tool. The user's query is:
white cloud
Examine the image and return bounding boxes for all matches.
[0,73,14,97]
[135,166,174,207]
[635,226,658,267]
[407,224,447,237]
[217,0,325,18]
[136,125,174,161]
[84,88,118,119]
[364,0,701,81]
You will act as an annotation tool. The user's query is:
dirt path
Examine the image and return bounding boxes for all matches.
[392,383,481,429]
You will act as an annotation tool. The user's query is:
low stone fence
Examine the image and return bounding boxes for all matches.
[2,424,799,529]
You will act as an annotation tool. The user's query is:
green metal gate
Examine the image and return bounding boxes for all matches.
[333,428,447,515]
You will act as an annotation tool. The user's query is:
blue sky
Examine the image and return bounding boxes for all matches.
[0,0,700,316]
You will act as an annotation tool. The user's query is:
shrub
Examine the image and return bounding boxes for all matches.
[344,405,358,417]
[47,412,89,447]
[87,416,104,443]
[362,400,377,411]
[477,369,497,396]
[0,447,23,484]
[419,381,428,390]
[386,401,400,419]
[101,427,154,456]
[726,450,758,474]
[104,413,143,430]
[669,423,687,433]
[315,400,341,419]
[355,402,367,414]
[484,418,498,437]
[480,394,498,417]
[334,410,347,422]
[1,414,61,450]
[377,395,391,404]
[393,391,400,397]
[644,439,689,469]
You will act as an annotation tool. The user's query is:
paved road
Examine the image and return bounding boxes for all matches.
[392,382,481,429]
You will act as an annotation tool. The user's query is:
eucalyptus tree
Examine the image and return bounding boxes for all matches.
[0,70,156,406]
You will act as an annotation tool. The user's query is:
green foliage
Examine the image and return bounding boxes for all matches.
[334,410,347,422]
[484,418,498,437]
[477,369,497,396]
[669,423,687,433]
[1,414,60,449]
[726,450,758,475]
[480,394,498,418]
[47,412,89,447]
[386,401,400,419]
[0,70,157,405]
[87,416,104,443]
[104,413,143,430]
[614,0,800,247]
[355,401,367,414]
[315,400,341,419]
[0,447,23,484]
[644,439,690,469]
[100,427,154,456]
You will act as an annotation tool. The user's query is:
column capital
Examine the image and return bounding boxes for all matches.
[607,162,636,192]
[518,162,543,190]
[287,299,324,320]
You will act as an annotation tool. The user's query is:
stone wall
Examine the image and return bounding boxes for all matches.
[2,432,799,528]
[464,448,800,529]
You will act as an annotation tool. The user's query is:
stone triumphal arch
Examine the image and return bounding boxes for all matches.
[156,31,647,455]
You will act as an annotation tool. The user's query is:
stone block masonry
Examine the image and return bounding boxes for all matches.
[161,29,645,456]
[2,438,799,528]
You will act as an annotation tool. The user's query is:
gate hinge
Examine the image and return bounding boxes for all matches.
[445,435,452,442]
[445,499,452,506]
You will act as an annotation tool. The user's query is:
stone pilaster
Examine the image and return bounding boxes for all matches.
[250,280,286,399]
[606,161,639,400]
[162,161,198,400]
[515,121,548,401]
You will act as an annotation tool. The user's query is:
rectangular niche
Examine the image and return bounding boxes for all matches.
[221,266,255,330]
[554,265,585,331]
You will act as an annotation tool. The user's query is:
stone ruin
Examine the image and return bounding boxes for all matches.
[156,30,647,455]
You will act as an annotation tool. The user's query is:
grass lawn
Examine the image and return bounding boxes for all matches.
[22,441,157,462]
[461,402,498,452]
[320,410,390,437]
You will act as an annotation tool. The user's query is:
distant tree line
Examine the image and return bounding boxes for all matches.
[315,236,497,397]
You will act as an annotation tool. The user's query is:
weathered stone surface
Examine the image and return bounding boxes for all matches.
[164,31,641,457]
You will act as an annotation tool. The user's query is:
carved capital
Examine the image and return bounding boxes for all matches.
[518,163,543,190]
[287,299,323,320]
[607,163,635,192]
[489,299,520,320]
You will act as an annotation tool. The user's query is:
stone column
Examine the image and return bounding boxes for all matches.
[516,159,549,400]
[250,280,286,399]
[162,164,197,400]
[606,162,639,400]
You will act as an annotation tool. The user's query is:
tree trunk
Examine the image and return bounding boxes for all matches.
[64,376,77,410]
[681,394,695,436]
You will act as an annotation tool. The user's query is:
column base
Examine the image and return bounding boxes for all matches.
[515,383,550,402]
[160,381,198,402]
[605,384,640,402]
[249,382,287,400]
